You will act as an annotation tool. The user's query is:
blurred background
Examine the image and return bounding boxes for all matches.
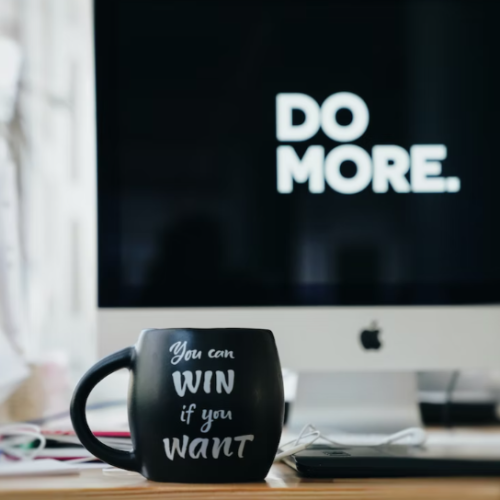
[0,0,96,421]
[1,0,500,431]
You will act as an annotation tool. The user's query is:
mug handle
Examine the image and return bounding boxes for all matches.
[70,347,139,472]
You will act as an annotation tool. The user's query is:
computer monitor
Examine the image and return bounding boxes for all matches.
[95,1,500,429]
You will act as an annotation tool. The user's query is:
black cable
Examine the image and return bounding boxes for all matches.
[442,370,460,428]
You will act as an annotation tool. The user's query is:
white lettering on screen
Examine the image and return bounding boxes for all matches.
[276,92,460,195]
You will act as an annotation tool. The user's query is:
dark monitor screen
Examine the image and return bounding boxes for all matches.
[96,0,500,307]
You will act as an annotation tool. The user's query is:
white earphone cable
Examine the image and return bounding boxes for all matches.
[0,424,46,461]
[275,425,427,462]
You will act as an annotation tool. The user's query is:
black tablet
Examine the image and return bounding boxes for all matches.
[284,445,500,478]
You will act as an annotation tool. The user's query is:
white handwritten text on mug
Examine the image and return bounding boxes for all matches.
[162,340,255,460]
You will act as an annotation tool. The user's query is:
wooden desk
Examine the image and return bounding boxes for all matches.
[1,463,500,500]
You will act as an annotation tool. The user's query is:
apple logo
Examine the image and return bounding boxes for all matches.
[360,321,382,350]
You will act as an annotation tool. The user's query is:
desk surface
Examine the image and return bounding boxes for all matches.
[1,463,500,500]
[3,428,500,500]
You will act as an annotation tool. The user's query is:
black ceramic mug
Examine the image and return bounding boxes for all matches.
[70,328,284,482]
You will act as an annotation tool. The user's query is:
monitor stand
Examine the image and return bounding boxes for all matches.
[287,372,422,434]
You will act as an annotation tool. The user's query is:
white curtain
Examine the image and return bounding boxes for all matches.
[0,0,96,376]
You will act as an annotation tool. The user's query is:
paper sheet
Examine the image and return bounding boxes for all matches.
[0,459,80,477]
